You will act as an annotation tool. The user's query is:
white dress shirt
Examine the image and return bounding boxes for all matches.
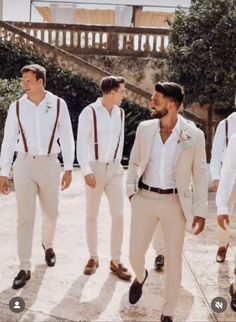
[142,117,180,188]
[76,97,124,176]
[216,133,236,215]
[0,91,75,177]
[210,112,236,180]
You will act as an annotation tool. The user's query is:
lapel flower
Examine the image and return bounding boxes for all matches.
[178,129,191,144]
[45,101,53,113]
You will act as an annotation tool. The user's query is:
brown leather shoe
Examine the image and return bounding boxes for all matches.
[229,283,236,312]
[42,243,56,267]
[110,261,132,281]
[84,258,99,275]
[216,244,229,263]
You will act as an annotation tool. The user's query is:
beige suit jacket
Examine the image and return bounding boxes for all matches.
[126,115,208,221]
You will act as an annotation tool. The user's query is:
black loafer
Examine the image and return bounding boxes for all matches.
[161,314,173,322]
[42,243,56,267]
[154,254,165,271]
[129,270,148,304]
[229,283,236,312]
[13,270,31,289]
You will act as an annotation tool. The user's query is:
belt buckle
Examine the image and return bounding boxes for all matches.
[148,185,151,192]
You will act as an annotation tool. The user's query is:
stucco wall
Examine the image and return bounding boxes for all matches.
[80,55,167,95]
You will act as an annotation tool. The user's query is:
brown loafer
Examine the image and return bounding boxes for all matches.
[84,258,99,275]
[229,283,236,312]
[216,244,229,263]
[110,261,132,281]
[42,243,56,267]
[13,270,31,289]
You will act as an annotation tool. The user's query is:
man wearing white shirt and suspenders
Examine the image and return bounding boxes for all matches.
[0,64,75,289]
[216,133,236,312]
[77,76,131,281]
[210,111,236,262]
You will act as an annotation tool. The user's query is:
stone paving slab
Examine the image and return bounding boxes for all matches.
[0,169,235,322]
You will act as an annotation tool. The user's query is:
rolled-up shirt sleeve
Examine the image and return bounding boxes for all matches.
[76,107,93,176]
[216,134,236,215]
[116,108,125,162]
[0,103,19,177]
[210,121,225,181]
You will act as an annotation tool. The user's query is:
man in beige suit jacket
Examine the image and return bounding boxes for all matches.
[127,82,208,322]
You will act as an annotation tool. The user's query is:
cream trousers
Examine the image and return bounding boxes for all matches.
[13,153,61,270]
[129,189,186,316]
[85,161,124,260]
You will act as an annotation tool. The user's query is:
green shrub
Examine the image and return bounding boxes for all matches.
[0,78,23,111]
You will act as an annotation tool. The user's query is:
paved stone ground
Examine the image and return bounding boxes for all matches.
[0,169,235,322]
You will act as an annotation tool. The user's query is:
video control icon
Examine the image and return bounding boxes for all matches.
[211,296,227,313]
[9,297,25,313]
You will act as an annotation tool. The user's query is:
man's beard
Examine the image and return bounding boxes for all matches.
[153,107,169,119]
[119,98,126,107]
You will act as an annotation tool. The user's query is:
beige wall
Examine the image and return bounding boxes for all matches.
[0,0,3,20]
[81,55,166,95]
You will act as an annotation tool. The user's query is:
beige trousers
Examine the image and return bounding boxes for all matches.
[129,189,186,316]
[13,153,61,270]
[152,223,164,256]
[85,160,124,260]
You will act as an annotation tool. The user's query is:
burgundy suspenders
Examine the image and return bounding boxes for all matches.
[225,119,229,147]
[90,106,123,160]
[47,98,60,155]
[16,101,28,153]
[16,98,60,155]
[113,109,124,159]
[90,106,99,160]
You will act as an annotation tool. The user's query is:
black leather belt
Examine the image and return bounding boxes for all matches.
[139,181,178,194]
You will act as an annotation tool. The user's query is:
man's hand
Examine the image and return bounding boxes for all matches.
[217,215,230,230]
[61,170,72,191]
[0,176,9,195]
[85,174,96,188]
[191,216,205,235]
[212,180,219,192]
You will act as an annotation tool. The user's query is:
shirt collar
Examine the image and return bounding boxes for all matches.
[231,112,236,119]
[94,97,103,109]
[22,90,52,106]
[157,115,181,134]
[94,97,119,111]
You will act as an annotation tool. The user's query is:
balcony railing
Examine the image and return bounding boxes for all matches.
[0,21,152,107]
[10,22,169,58]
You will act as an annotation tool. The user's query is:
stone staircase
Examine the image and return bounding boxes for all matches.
[0,21,151,107]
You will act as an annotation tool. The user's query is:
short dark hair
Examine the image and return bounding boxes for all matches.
[100,76,125,95]
[20,64,46,85]
[155,82,184,107]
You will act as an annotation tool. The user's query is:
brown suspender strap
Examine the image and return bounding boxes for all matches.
[90,106,99,160]
[16,101,28,153]
[225,119,229,147]
[90,106,123,161]
[113,108,124,159]
[47,98,60,155]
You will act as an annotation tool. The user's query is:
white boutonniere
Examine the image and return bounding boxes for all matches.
[178,130,192,148]
[45,101,53,113]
